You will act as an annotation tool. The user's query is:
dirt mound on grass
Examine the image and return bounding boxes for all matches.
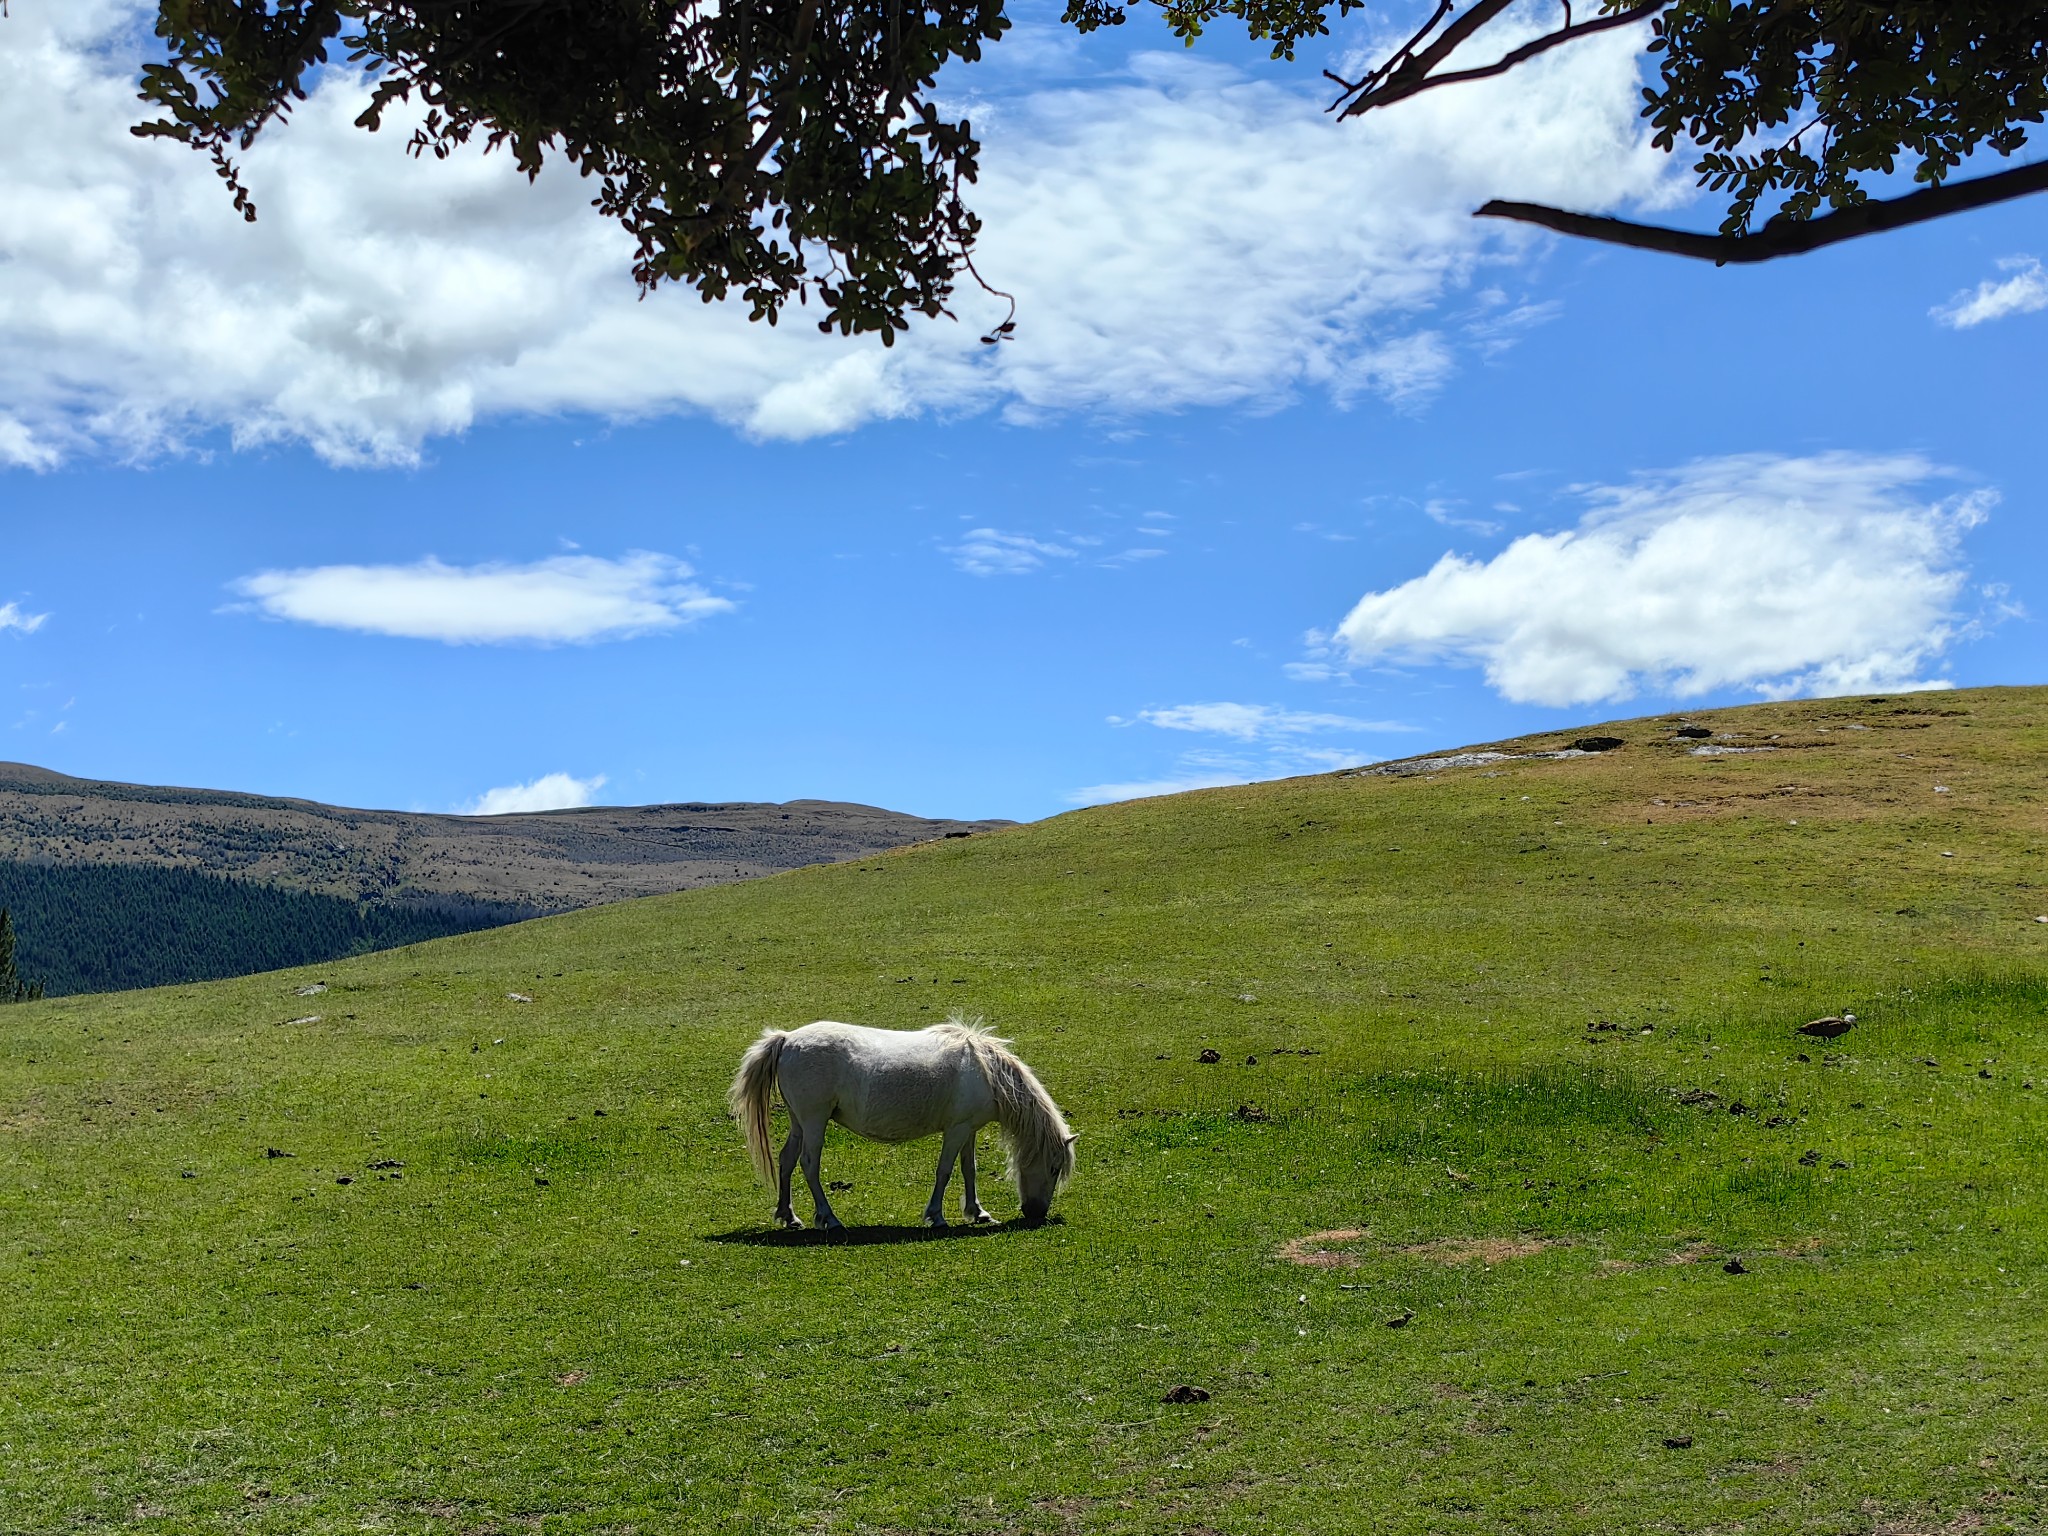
[1402,1237,1556,1265]
[1275,1230,1559,1267]
[1275,1229,1369,1267]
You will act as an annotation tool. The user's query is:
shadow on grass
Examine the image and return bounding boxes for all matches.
[705,1216,1061,1248]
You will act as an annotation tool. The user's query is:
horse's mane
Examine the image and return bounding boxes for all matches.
[932,1015,1074,1189]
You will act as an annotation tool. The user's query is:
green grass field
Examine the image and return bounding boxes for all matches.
[5,687,2047,1534]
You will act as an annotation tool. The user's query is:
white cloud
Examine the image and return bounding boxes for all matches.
[949,528,1078,576]
[462,772,608,816]
[0,414,59,470]
[1932,257,2048,329]
[1424,498,1504,537]
[1066,770,1249,806]
[1463,294,1562,359]
[0,601,50,634]
[1282,660,1341,682]
[1136,702,1410,739]
[1333,452,1988,707]
[230,552,733,644]
[1074,698,1410,803]
[0,2,1675,465]
[1330,332,1457,408]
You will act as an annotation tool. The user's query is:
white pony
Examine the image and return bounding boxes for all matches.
[728,1016,1075,1229]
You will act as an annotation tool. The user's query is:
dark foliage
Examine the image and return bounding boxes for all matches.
[136,0,1008,340]
[1650,4,2048,237]
[0,861,541,997]
[126,2,2048,316]
[0,908,44,1003]
[1175,0,2048,259]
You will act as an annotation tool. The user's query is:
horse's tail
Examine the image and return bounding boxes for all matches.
[727,1029,788,1185]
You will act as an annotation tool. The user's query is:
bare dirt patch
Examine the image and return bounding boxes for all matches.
[1277,1231,1562,1267]
[1275,1229,1369,1267]
[1663,1241,1720,1266]
[0,1103,49,1134]
[1023,1494,1102,1534]
[1403,1236,1556,1266]
[1600,1240,1724,1274]
[1774,1237,1828,1261]
[1610,1238,1821,1272]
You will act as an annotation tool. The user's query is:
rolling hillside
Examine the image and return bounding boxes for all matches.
[0,761,1011,909]
[0,764,1009,993]
[2,687,2045,1535]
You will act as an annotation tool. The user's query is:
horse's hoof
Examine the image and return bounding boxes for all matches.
[778,1214,804,1230]
[822,1218,845,1231]
[925,1215,950,1228]
[969,1212,996,1225]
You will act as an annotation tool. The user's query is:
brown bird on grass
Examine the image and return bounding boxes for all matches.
[1797,1015,1856,1040]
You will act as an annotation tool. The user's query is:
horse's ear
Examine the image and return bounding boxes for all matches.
[1064,1133,1079,1145]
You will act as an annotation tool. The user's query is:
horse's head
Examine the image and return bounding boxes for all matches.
[1018,1132,1077,1224]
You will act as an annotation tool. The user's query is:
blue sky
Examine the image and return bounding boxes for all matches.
[1,2,2042,822]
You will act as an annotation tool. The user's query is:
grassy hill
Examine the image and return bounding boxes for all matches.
[3,687,2046,1535]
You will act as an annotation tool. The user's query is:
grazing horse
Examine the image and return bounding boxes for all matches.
[728,1016,1075,1229]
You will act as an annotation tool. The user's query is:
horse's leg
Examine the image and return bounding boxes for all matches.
[922,1123,973,1227]
[796,1115,843,1230]
[775,1126,804,1229]
[960,1132,994,1224]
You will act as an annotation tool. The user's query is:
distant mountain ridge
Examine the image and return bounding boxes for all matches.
[0,762,1013,914]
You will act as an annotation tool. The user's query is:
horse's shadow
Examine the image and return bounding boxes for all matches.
[705,1216,1061,1248]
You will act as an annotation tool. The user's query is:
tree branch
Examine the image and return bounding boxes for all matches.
[1325,0,1448,97]
[1477,157,2048,263]
[1398,0,1516,81]
[1331,0,1516,110]
[1338,1,1668,119]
